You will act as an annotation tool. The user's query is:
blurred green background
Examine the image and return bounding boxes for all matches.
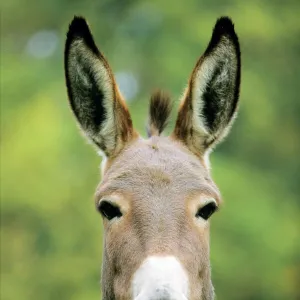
[1,0,299,299]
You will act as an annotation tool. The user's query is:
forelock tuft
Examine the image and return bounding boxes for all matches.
[147,90,173,137]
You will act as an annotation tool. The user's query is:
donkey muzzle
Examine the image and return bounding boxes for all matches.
[132,256,189,300]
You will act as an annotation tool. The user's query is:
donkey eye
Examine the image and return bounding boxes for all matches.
[98,201,122,220]
[196,202,217,220]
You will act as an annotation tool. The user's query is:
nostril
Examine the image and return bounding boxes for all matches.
[154,287,171,299]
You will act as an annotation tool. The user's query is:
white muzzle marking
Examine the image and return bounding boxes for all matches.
[132,256,189,300]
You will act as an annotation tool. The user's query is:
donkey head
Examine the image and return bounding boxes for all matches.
[65,16,240,300]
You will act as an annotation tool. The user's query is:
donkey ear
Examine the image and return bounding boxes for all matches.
[64,17,136,157]
[173,17,241,156]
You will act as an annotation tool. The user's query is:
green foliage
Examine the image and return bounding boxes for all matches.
[1,1,299,299]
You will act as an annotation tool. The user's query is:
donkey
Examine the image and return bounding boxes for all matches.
[64,15,241,300]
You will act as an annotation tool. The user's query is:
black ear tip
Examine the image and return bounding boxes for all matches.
[65,16,100,56]
[213,16,237,38]
[216,16,234,29]
[67,16,91,39]
[203,16,239,55]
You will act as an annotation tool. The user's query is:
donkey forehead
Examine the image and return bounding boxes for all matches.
[98,137,220,202]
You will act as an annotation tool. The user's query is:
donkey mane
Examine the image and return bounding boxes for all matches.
[147,90,173,137]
